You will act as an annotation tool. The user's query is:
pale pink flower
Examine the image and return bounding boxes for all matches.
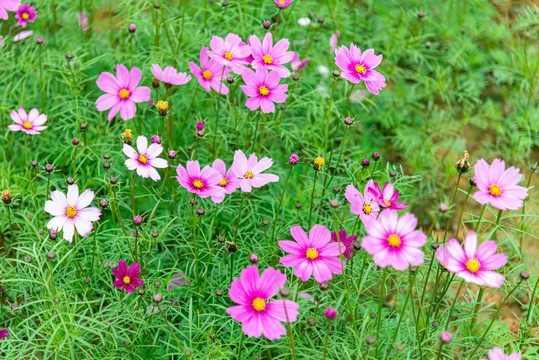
[480,348,521,360]
[0,0,20,20]
[189,47,230,95]
[123,136,168,181]
[8,107,47,135]
[208,33,251,75]
[15,4,36,28]
[77,12,88,31]
[13,29,32,41]
[211,159,240,203]
[151,64,191,86]
[291,52,310,73]
[329,31,340,52]
[344,180,380,224]
[248,33,294,78]
[176,160,226,200]
[240,68,288,113]
[274,0,292,8]
[231,150,279,192]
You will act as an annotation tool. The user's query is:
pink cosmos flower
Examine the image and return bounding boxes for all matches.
[445,232,507,288]
[176,160,226,200]
[44,184,102,243]
[480,348,521,360]
[344,180,380,224]
[331,230,358,260]
[240,68,288,113]
[435,239,460,270]
[279,225,345,283]
[168,273,186,290]
[226,265,299,340]
[368,181,408,210]
[77,12,88,31]
[0,329,7,339]
[123,135,168,182]
[208,33,251,75]
[211,159,240,203]
[248,33,294,78]
[112,261,144,293]
[362,210,426,271]
[291,52,310,73]
[189,47,230,95]
[231,150,279,192]
[95,64,151,121]
[13,29,32,41]
[151,64,191,86]
[15,4,36,27]
[473,158,528,211]
[0,0,20,20]
[274,0,292,8]
[334,44,386,95]
[8,107,47,135]
[329,31,341,52]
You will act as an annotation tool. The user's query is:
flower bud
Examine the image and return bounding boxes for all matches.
[152,77,160,90]
[215,289,223,297]
[46,251,57,260]
[133,216,143,226]
[2,190,11,204]
[389,170,397,177]
[324,307,337,319]
[263,20,271,29]
[469,176,476,187]
[329,199,339,208]
[152,294,162,303]
[344,117,353,126]
[279,288,290,298]
[110,177,118,184]
[156,101,168,116]
[262,219,270,226]
[45,164,54,172]
[72,138,79,146]
[440,331,452,344]
[333,186,340,194]
[332,70,340,77]
[80,123,88,131]
[520,271,530,281]
[249,254,258,264]
[320,281,329,291]
[103,162,111,170]
[307,317,317,326]
[151,135,161,144]
[439,203,449,213]
[289,154,299,165]
[361,159,370,168]
[372,152,380,161]
[366,336,376,345]
[31,160,38,167]
[196,208,205,216]
[168,150,177,159]
[417,11,425,18]
[292,73,300,81]
[196,121,204,131]
[128,24,137,33]
[99,199,109,209]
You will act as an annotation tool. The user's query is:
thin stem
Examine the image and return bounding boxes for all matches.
[470,287,485,327]
[455,186,473,239]
[492,209,503,240]
[307,172,319,229]
[442,173,461,243]
[158,306,185,354]
[42,173,51,228]
[212,67,226,159]
[131,172,137,216]
[237,331,245,360]
[475,204,487,233]
[157,0,177,54]
[283,300,297,360]
[324,78,337,154]
[91,229,97,274]
[519,170,534,252]
[375,268,388,343]
[270,166,293,245]
[322,323,331,360]
[445,280,465,329]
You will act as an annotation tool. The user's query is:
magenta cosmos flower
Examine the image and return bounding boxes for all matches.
[362,210,426,270]
[241,68,288,113]
[44,184,102,242]
[0,0,20,20]
[123,135,168,181]
[14,3,36,27]
[291,52,310,73]
[231,150,279,192]
[77,12,88,31]
[445,232,507,288]
[189,47,230,95]
[480,348,521,360]
[274,0,292,8]
[8,107,47,135]
[335,44,386,95]
[279,225,345,283]
[368,181,408,210]
[473,158,528,211]
[176,160,226,200]
[331,230,358,260]
[112,261,144,293]
[151,64,191,86]
[96,64,151,121]
[344,180,380,224]
[210,159,240,203]
[208,33,251,75]
[248,33,294,78]
[226,265,299,340]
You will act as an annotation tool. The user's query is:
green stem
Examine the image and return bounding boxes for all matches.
[475,204,487,233]
[270,166,293,245]
[492,209,503,240]
[470,287,485,327]
[455,186,473,239]
[158,306,185,353]
[445,280,465,329]
[307,172,319,229]
[442,173,461,243]
[324,78,337,154]
[157,0,177,54]
[375,268,388,343]
[519,170,534,253]
[322,323,331,360]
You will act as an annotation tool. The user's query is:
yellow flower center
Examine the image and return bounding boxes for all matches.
[466,258,481,273]
[355,64,366,74]
[384,200,391,207]
[244,172,254,179]
[387,234,401,248]
[138,155,148,164]
[263,55,273,64]
[224,52,233,60]
[279,0,285,3]
[203,70,212,80]
[314,156,325,166]
[123,276,131,284]
[22,121,32,129]
[192,179,204,189]
[306,248,318,260]
[259,85,270,96]
[119,89,130,99]
[489,184,501,197]
[363,204,372,215]
[219,178,228,186]
[22,12,29,20]
[66,206,77,218]
[156,100,168,110]
[252,297,266,311]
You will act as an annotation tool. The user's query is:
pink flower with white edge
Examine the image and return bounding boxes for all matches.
[274,0,292,8]
[362,210,426,271]
[13,29,32,41]
[291,52,310,73]
[480,348,521,360]
[44,184,102,243]
[334,43,386,95]
[95,64,151,121]
[248,33,294,78]
[211,159,240,203]
[151,64,191,86]
[279,225,345,283]
[226,265,299,340]
[123,136,168,181]
[368,181,408,210]
[344,180,380,224]
[473,158,528,211]
[240,67,288,113]
[176,160,226,201]
[231,150,279,192]
[445,232,507,288]
[0,0,20,20]
[189,46,230,95]
[8,107,47,135]
[208,33,251,75]
[15,4,36,28]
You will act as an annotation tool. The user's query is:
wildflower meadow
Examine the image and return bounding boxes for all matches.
[1,0,538,359]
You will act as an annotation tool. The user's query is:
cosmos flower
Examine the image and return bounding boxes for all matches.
[334,43,386,95]
[8,107,47,135]
[189,47,230,95]
[344,180,380,224]
[248,33,294,78]
[95,64,151,121]
[123,135,168,181]
[279,225,345,283]
[435,239,460,270]
[151,64,191,86]
[329,31,340,52]
[0,0,20,20]
[368,181,408,210]
[361,210,426,271]
[240,68,288,113]
[77,12,88,31]
[208,33,251,75]
[176,160,226,200]
[168,273,186,290]
[445,232,507,288]
[473,158,528,211]
[331,230,358,260]
[231,150,279,192]
[112,261,144,293]
[291,52,310,73]
[274,0,293,8]
[211,159,240,203]
[44,184,102,243]
[13,29,32,41]
[226,265,299,340]
[15,4,36,28]
[0,328,7,339]
[480,348,521,360]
